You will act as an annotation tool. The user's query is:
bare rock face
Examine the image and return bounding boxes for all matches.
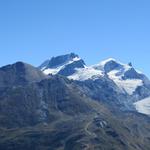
[0,61,47,87]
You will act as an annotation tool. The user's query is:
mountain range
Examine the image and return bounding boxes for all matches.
[40,53,150,114]
[0,53,150,150]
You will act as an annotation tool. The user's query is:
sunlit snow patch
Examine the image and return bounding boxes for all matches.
[134,97,150,115]
[68,67,104,81]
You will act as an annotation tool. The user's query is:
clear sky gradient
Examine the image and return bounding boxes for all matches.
[0,0,150,76]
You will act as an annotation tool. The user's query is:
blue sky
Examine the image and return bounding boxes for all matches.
[0,0,150,76]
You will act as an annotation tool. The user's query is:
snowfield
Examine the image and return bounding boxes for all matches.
[134,97,150,115]
[68,67,104,81]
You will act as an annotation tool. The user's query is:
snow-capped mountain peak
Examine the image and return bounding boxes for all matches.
[89,58,145,95]
[97,58,119,67]
[93,58,131,73]
[40,53,80,70]
[39,53,86,76]
[40,54,150,96]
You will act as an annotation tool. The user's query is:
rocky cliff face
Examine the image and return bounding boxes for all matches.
[0,61,47,87]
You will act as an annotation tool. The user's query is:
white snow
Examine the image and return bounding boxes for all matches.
[98,58,117,66]
[108,69,143,95]
[72,57,81,61]
[111,78,143,95]
[91,58,143,95]
[43,57,81,75]
[68,67,104,81]
[94,58,131,70]
[42,56,144,95]
[68,58,143,94]
[43,68,60,75]
[134,97,150,115]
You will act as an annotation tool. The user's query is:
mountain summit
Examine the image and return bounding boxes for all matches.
[0,61,47,87]
[39,53,86,76]
[92,58,150,95]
